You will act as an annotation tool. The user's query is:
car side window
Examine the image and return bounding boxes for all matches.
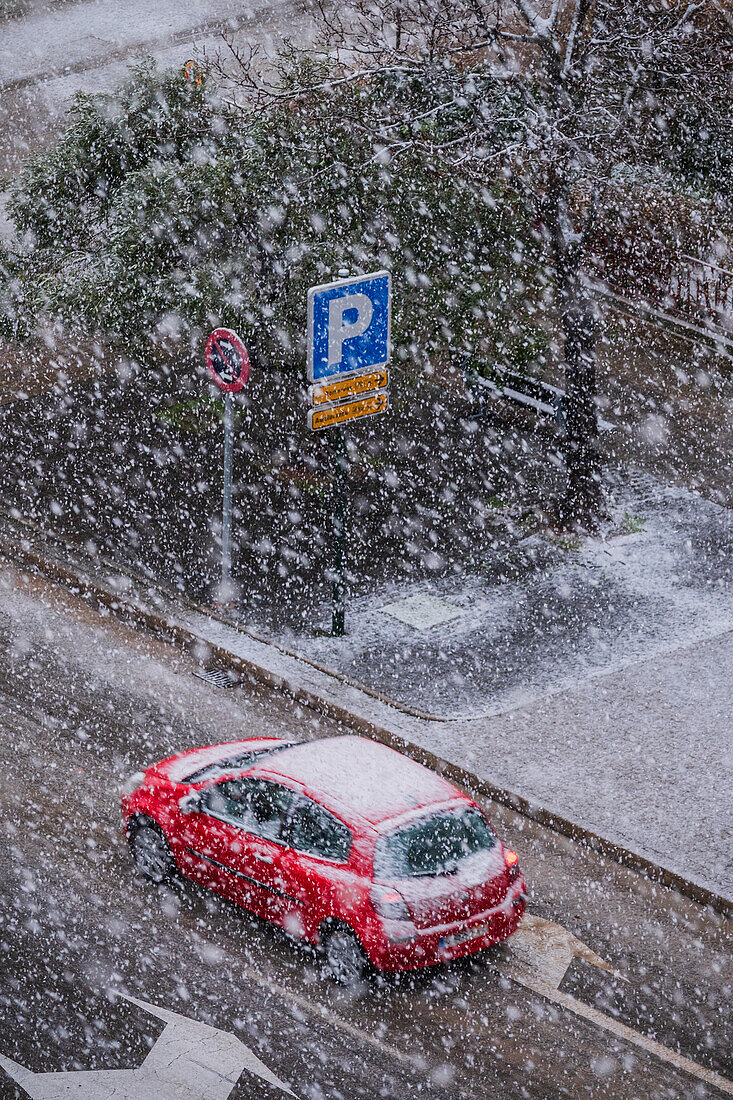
[202,779,249,821]
[202,779,292,842]
[288,798,352,862]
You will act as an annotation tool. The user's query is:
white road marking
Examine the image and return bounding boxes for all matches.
[0,995,295,1099]
[502,916,733,1096]
[509,967,733,1096]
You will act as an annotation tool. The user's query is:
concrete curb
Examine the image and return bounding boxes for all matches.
[1,513,730,920]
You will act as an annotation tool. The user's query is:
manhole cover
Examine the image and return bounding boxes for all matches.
[381,594,464,630]
[193,666,237,689]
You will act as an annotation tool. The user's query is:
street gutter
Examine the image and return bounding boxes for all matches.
[0,507,730,920]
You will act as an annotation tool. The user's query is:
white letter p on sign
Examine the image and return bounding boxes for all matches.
[328,293,373,368]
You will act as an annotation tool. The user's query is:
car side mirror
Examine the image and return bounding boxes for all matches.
[179,792,203,814]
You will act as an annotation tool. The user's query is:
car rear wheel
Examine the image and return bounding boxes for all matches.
[322,926,369,985]
[129,822,175,884]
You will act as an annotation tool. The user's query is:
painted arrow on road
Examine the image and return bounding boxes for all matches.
[504,913,622,990]
[0,994,295,1099]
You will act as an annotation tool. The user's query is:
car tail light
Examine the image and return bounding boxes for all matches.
[370,885,411,921]
[505,849,521,881]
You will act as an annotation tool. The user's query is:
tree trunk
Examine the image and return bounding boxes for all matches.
[559,280,605,528]
[544,165,605,528]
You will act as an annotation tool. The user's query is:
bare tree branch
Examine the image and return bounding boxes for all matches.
[562,0,591,76]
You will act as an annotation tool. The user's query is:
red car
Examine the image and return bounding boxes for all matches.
[121,735,527,983]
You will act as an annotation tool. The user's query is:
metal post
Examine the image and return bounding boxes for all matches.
[331,426,348,636]
[221,391,234,595]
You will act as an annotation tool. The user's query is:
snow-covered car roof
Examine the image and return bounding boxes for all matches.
[254,735,466,827]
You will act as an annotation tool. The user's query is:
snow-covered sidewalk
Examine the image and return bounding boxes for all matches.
[0,0,312,188]
[294,473,733,720]
[448,631,733,901]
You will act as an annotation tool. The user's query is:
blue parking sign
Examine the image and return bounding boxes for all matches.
[308,271,391,383]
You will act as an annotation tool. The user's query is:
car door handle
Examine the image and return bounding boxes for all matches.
[253,853,273,864]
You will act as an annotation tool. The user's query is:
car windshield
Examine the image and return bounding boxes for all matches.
[180,744,290,784]
[374,807,496,879]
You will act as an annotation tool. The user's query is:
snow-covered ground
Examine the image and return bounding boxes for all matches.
[456,628,733,901]
[1,0,300,87]
[295,472,733,720]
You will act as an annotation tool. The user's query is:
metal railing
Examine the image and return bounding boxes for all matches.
[591,239,733,331]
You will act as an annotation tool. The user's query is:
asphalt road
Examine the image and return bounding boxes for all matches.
[0,563,731,1099]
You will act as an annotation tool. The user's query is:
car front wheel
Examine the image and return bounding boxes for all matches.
[129,822,175,884]
[322,926,369,985]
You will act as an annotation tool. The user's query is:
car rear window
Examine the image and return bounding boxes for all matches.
[374,807,496,879]
[180,745,289,784]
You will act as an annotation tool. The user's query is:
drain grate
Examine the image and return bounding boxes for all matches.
[193,666,237,689]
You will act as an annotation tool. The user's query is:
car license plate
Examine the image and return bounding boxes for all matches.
[440,922,491,949]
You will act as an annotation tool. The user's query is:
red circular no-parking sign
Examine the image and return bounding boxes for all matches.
[205,328,250,393]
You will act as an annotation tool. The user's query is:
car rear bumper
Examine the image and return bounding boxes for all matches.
[367,879,527,972]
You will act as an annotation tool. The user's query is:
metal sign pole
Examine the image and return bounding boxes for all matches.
[331,426,348,636]
[204,327,249,603]
[221,391,234,593]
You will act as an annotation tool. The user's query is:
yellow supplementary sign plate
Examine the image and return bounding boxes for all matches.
[310,369,389,407]
[308,391,388,431]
